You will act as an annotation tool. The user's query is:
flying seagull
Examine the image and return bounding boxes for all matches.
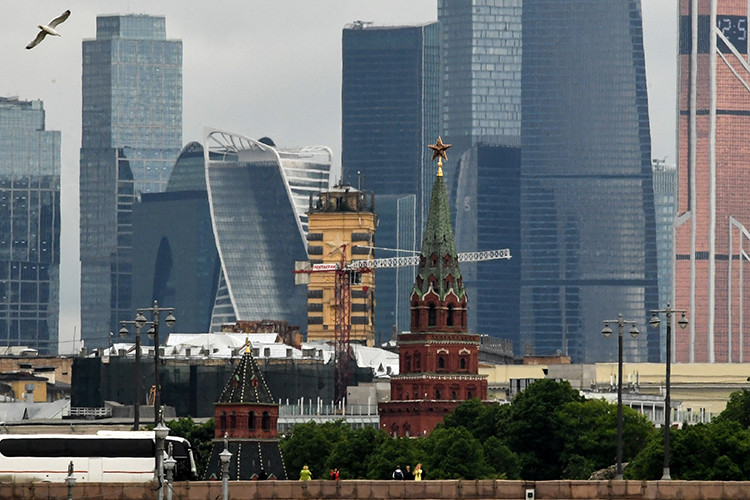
[26,10,71,50]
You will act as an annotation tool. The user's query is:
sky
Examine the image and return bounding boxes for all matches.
[1,1,678,354]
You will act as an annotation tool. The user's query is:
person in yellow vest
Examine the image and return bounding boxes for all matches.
[299,465,312,480]
[413,463,423,481]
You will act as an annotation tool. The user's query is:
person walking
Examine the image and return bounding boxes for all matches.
[392,465,404,480]
[299,465,312,481]
[404,465,414,480]
[413,463,423,481]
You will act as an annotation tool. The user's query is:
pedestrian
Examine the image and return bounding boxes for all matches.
[299,465,312,481]
[392,464,404,480]
[404,465,414,480]
[413,463,423,481]
[330,468,340,480]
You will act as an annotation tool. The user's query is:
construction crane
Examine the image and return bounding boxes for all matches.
[296,245,512,404]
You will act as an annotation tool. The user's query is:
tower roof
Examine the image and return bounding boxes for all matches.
[412,159,465,301]
[217,345,275,404]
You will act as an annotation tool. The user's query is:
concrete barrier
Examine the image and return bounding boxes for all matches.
[3,479,750,500]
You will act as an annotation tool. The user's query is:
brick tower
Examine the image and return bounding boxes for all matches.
[204,340,286,480]
[378,138,488,437]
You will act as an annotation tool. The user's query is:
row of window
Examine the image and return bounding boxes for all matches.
[218,410,272,433]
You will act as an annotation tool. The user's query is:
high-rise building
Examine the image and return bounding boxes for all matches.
[0,97,60,354]
[437,0,522,186]
[520,0,659,363]
[653,161,676,362]
[80,15,182,348]
[454,145,521,349]
[203,129,331,333]
[342,21,439,233]
[676,0,750,362]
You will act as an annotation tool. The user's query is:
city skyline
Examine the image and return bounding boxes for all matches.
[1,1,678,353]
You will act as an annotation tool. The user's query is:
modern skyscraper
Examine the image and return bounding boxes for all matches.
[676,0,750,362]
[203,129,331,333]
[437,0,522,187]
[520,0,659,363]
[653,161,676,362]
[454,145,521,350]
[80,15,182,348]
[0,97,60,354]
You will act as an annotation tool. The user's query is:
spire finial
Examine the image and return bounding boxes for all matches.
[437,158,443,177]
[245,337,250,354]
[428,137,451,178]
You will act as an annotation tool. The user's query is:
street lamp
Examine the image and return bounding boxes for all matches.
[164,444,176,500]
[120,319,153,430]
[134,300,176,426]
[602,313,639,480]
[219,434,232,500]
[649,303,688,480]
[65,461,76,500]
[155,417,170,500]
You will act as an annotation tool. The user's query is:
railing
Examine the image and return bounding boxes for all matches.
[64,407,112,419]
[277,399,379,432]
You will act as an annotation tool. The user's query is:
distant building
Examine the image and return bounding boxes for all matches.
[305,186,376,346]
[80,14,182,348]
[652,161,676,362]
[202,130,331,332]
[519,0,659,362]
[0,97,60,354]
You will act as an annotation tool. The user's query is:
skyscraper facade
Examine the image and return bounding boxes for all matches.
[80,15,182,348]
[520,0,659,362]
[676,0,750,362]
[653,161,676,362]
[0,98,60,354]
[437,0,522,185]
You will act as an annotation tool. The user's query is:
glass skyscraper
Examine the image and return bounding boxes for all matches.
[0,97,61,354]
[520,0,659,363]
[653,161,676,363]
[80,15,182,348]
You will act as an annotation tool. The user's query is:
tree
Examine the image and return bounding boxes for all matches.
[327,426,388,479]
[280,420,349,480]
[483,435,520,479]
[167,417,215,478]
[715,388,750,429]
[420,427,492,479]
[362,433,420,479]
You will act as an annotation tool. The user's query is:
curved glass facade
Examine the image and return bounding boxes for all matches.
[204,130,331,331]
[520,0,659,362]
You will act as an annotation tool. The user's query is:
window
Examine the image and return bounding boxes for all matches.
[447,304,454,326]
[405,355,412,372]
[435,389,441,399]
[438,356,445,371]
[460,358,466,370]
[248,411,256,430]
[262,411,271,431]
[414,353,421,370]
[219,411,227,432]
[229,412,236,430]
[428,304,436,326]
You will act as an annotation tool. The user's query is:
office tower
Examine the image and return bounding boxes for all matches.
[131,142,219,335]
[80,15,182,348]
[653,161,676,362]
[203,129,331,333]
[454,145,521,350]
[0,98,60,354]
[305,186,377,346]
[520,0,659,362]
[342,21,439,232]
[676,1,750,363]
[437,0,522,185]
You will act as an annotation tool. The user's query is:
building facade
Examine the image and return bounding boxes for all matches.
[675,0,750,362]
[520,0,659,363]
[203,130,331,333]
[80,15,182,348]
[653,161,676,362]
[0,98,60,354]
[379,161,487,437]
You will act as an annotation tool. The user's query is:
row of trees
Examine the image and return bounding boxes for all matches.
[167,382,750,480]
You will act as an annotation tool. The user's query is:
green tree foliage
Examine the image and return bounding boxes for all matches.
[166,417,215,478]
[362,433,420,479]
[280,420,349,480]
[715,388,750,429]
[327,426,388,479]
[482,436,520,479]
[420,427,492,479]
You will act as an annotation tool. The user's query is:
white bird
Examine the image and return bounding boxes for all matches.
[26,10,71,50]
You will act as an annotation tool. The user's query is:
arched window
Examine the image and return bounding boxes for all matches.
[438,356,445,370]
[428,304,436,326]
[229,411,236,430]
[451,391,457,400]
[219,411,227,431]
[262,411,271,432]
[414,353,421,370]
[447,304,454,327]
[468,391,473,399]
[460,357,466,370]
[248,411,256,430]
[405,354,412,372]
[435,389,441,400]
[411,306,419,328]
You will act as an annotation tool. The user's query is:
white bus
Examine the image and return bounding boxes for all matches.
[0,431,197,483]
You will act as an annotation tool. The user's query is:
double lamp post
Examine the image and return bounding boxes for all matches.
[602,304,688,481]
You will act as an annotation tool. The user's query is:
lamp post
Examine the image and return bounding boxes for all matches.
[65,461,76,500]
[164,444,176,500]
[219,434,232,500]
[602,313,639,480]
[649,303,688,480]
[155,416,170,500]
[120,319,152,430]
[134,300,176,426]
